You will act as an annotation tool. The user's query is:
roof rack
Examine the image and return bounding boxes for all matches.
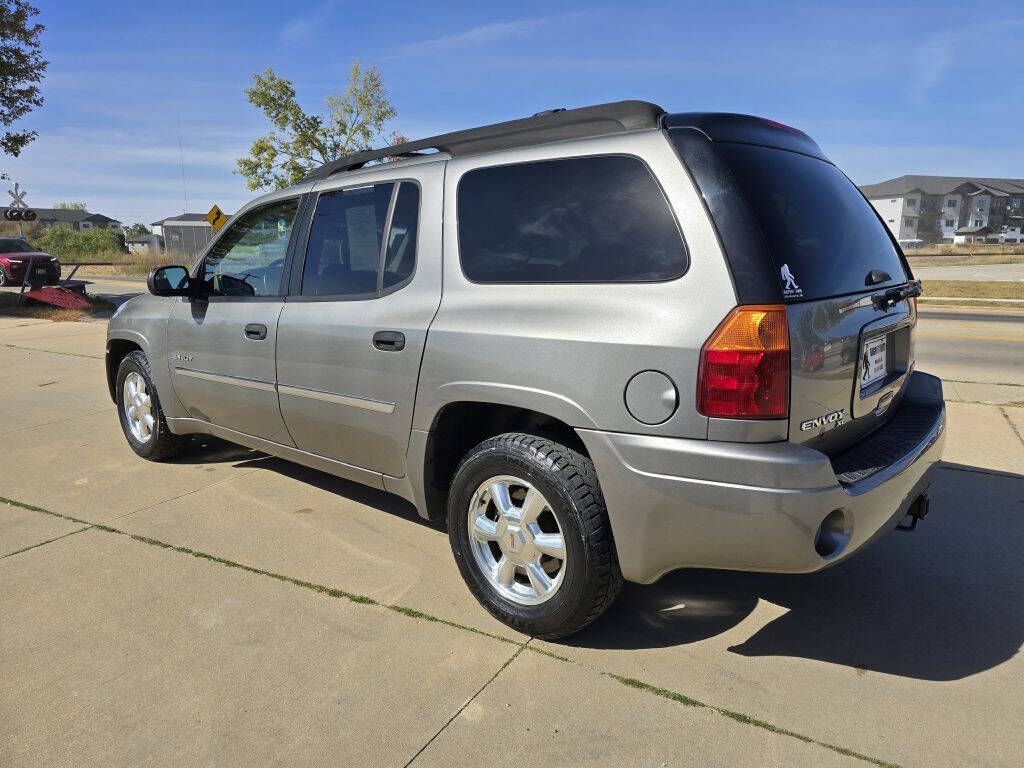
[300,100,665,182]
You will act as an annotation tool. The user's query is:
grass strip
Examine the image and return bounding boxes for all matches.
[920,280,1024,300]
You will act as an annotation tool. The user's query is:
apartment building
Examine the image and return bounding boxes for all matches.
[859,176,1024,244]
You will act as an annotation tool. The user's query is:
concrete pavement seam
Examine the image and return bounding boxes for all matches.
[0,407,115,437]
[1,524,93,559]
[998,407,1024,447]
[1,343,104,360]
[402,643,527,767]
[0,494,904,768]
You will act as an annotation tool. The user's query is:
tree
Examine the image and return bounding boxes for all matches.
[123,223,150,238]
[53,201,87,210]
[236,60,398,191]
[0,0,47,168]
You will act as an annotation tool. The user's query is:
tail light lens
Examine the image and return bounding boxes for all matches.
[698,305,789,419]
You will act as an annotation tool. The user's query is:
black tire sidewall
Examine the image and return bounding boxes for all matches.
[448,440,596,636]
[115,353,165,459]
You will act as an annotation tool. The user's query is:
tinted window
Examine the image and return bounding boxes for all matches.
[382,184,419,290]
[200,199,298,296]
[714,143,909,300]
[0,238,37,253]
[301,184,394,296]
[458,155,686,283]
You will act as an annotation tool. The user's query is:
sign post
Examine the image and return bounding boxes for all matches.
[5,182,36,237]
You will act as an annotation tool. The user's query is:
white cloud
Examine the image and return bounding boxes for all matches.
[388,17,551,58]
[280,1,340,44]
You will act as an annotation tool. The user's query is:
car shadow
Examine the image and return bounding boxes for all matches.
[563,461,1024,682]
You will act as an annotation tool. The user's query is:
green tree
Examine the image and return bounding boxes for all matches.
[123,223,150,238]
[53,201,87,210]
[0,0,47,171]
[33,225,125,259]
[236,60,398,191]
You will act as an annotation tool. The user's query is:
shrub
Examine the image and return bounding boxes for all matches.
[31,226,126,260]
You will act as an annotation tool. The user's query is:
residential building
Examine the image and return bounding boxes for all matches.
[0,206,122,232]
[859,176,1024,244]
[125,233,165,255]
[151,212,229,257]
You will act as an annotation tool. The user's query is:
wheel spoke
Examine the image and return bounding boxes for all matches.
[489,481,513,517]
[471,514,499,542]
[525,562,553,596]
[493,557,516,586]
[520,488,547,523]
[533,532,565,560]
[138,393,151,408]
[125,378,136,398]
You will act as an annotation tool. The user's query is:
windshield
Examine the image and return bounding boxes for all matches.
[0,238,38,254]
[715,143,909,300]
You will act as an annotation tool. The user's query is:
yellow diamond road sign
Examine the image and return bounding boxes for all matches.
[206,204,228,231]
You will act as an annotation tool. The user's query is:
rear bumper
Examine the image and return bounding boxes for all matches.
[577,371,946,584]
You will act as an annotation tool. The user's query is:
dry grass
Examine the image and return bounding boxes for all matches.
[0,290,115,321]
[66,251,170,278]
[920,280,1024,300]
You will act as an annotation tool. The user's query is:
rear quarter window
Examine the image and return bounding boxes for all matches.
[457,155,687,283]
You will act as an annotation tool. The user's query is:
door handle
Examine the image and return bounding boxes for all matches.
[244,323,268,341]
[372,330,405,352]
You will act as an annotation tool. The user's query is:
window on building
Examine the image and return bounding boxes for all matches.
[974,219,983,226]
[903,217,915,226]
[947,199,957,208]
[906,199,916,207]
[945,219,955,227]
[890,198,897,203]
[458,155,686,283]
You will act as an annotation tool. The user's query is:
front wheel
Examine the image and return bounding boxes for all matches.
[116,350,188,461]
[448,433,623,639]
[0,267,8,287]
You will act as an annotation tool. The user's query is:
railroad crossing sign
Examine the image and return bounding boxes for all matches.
[4,182,36,222]
[206,204,228,231]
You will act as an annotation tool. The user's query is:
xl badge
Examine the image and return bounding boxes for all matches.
[800,408,845,431]
[780,263,803,298]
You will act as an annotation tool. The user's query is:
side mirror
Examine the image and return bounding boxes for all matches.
[148,265,192,297]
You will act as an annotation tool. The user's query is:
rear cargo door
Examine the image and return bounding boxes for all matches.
[711,142,916,454]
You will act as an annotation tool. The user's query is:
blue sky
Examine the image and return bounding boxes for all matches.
[3,0,1021,226]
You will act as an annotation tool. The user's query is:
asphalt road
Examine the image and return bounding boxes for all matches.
[913,263,1024,281]
[916,307,1024,386]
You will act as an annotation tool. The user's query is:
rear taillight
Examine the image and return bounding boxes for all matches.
[697,305,789,419]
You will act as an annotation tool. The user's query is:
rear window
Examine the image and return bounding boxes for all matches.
[457,155,687,283]
[714,143,908,300]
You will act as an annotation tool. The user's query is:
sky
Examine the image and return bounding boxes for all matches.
[2,0,1022,226]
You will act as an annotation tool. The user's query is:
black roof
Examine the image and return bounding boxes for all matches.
[301,100,666,182]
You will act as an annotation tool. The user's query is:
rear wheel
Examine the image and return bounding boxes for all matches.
[116,350,188,460]
[0,267,8,287]
[448,433,622,639]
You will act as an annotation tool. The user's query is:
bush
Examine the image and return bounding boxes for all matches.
[31,226,127,261]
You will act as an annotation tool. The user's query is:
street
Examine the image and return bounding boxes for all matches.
[1,299,1022,768]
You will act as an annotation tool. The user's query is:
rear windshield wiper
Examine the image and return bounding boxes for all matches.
[872,281,922,311]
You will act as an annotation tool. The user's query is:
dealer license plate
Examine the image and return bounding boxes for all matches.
[860,335,888,388]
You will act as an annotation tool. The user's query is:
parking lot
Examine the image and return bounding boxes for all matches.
[2,307,1022,768]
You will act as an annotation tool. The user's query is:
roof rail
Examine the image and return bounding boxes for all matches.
[300,100,665,182]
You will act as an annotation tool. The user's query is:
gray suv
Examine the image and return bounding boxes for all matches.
[107,101,945,639]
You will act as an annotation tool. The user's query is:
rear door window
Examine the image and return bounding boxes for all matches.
[457,155,687,283]
[713,143,909,300]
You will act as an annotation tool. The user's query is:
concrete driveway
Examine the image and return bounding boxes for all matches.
[1,313,1022,767]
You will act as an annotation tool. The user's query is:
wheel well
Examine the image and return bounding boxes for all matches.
[421,402,589,521]
[106,339,141,402]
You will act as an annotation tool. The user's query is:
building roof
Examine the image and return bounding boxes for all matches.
[152,213,227,226]
[955,225,992,234]
[0,206,121,224]
[860,175,1024,198]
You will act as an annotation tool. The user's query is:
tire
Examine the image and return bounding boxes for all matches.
[448,432,623,640]
[0,267,8,287]
[116,350,188,461]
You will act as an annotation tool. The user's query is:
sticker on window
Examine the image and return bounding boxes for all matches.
[780,263,802,298]
[345,204,380,270]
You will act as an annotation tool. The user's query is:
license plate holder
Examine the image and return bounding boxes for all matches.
[860,334,889,389]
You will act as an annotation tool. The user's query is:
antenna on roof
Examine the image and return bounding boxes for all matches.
[177,117,189,214]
